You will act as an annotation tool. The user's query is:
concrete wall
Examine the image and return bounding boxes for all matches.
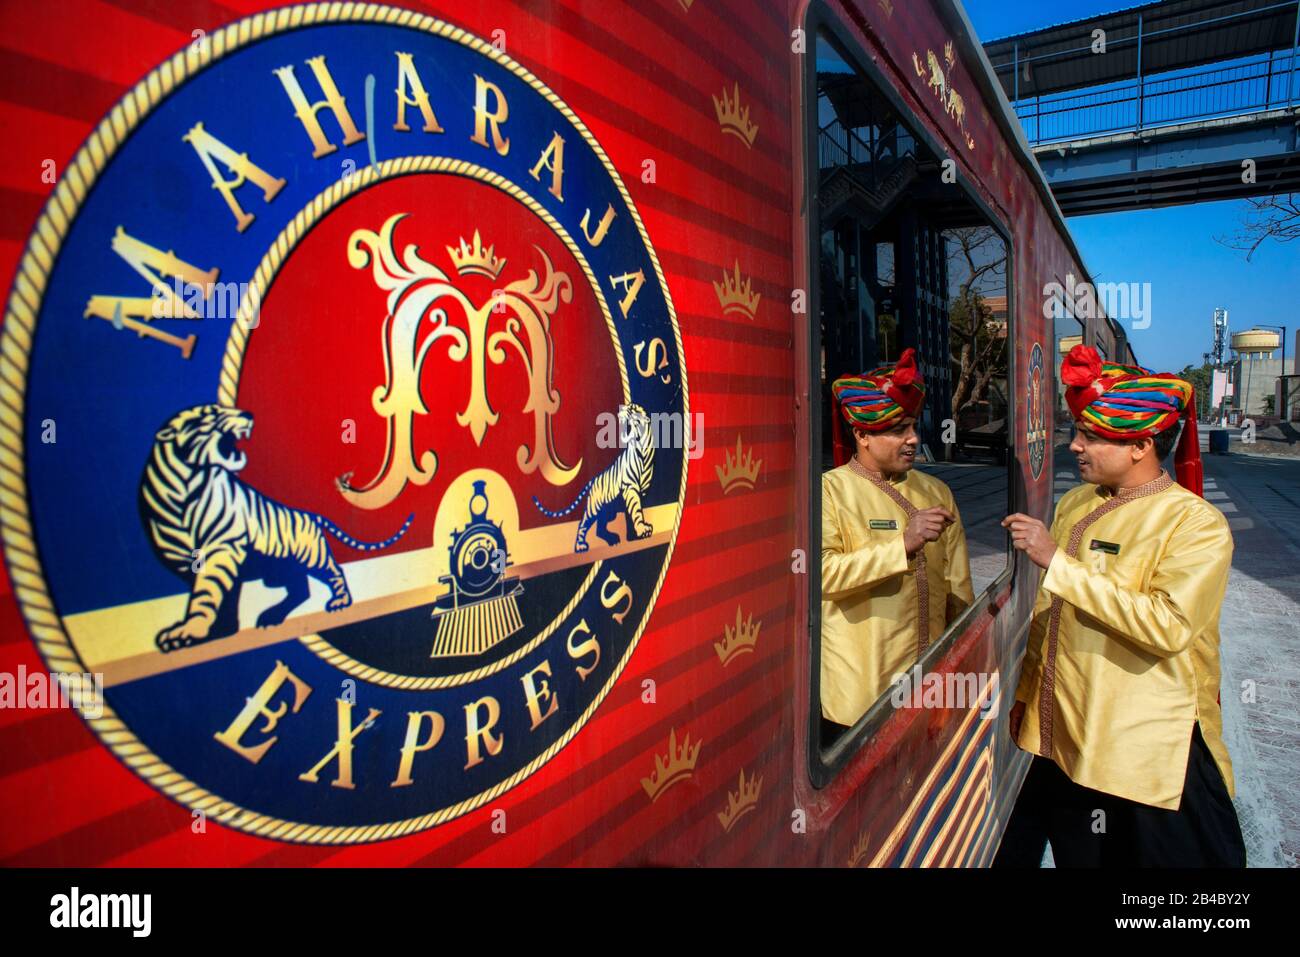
[1230,355,1283,417]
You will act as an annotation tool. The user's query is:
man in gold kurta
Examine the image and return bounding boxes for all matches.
[996,346,1244,868]
[821,349,973,736]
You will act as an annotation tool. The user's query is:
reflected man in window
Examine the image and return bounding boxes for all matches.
[821,349,974,741]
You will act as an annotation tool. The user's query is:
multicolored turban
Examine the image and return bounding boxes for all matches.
[1060,343,1202,496]
[830,348,926,465]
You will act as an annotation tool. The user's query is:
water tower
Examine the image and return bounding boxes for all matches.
[1230,328,1281,418]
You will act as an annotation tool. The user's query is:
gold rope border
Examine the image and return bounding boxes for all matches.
[0,2,689,845]
[218,155,622,690]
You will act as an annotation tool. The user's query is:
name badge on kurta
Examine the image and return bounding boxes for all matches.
[869,519,898,530]
[1089,539,1121,555]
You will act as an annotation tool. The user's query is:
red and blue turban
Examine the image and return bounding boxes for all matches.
[1061,343,1202,496]
[831,348,926,465]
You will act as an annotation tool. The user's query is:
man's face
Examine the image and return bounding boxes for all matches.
[1068,423,1149,485]
[857,417,919,473]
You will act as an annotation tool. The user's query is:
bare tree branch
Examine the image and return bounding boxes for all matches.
[1216,193,1300,261]
[945,227,1008,421]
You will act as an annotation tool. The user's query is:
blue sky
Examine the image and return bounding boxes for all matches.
[965,0,1300,373]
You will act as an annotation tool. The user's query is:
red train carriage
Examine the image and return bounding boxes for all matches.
[0,0,1131,866]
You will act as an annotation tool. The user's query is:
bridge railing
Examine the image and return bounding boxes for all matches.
[817,117,916,175]
[1013,50,1299,145]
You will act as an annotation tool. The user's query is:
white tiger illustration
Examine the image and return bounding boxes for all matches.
[141,404,413,652]
[533,403,655,552]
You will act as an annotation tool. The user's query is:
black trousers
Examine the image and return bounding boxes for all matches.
[993,723,1247,868]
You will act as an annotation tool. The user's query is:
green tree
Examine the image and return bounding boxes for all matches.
[1177,363,1213,420]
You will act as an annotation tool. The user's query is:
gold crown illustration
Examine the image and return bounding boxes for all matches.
[640,728,702,802]
[446,230,506,279]
[717,768,763,834]
[944,41,956,70]
[716,435,761,494]
[878,0,895,17]
[714,606,761,666]
[712,83,758,148]
[848,831,872,868]
[713,260,760,320]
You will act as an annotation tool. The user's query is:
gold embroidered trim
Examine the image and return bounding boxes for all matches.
[1038,472,1173,757]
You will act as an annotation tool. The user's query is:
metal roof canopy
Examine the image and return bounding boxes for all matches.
[982,0,1300,100]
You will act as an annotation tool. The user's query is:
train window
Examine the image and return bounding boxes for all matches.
[1050,285,1084,432]
[808,24,1013,771]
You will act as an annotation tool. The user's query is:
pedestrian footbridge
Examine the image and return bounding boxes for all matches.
[982,0,1300,215]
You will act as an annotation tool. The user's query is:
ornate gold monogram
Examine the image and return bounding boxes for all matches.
[338,213,581,509]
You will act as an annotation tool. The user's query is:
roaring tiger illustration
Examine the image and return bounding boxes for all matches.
[532,403,655,553]
[141,404,414,652]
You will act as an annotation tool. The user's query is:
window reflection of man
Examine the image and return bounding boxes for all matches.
[821,349,974,744]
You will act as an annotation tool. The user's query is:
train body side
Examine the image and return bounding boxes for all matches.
[0,0,1100,866]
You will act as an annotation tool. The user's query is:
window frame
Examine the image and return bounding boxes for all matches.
[804,2,1019,788]
[1051,280,1085,426]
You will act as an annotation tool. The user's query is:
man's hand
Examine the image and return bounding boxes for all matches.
[1008,700,1025,742]
[903,507,954,557]
[1002,513,1057,569]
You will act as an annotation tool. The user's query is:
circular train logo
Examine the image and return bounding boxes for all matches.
[1,7,687,842]
[1026,342,1046,480]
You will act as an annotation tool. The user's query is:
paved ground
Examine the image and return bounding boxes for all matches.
[1199,445,1300,867]
[1045,432,1300,867]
